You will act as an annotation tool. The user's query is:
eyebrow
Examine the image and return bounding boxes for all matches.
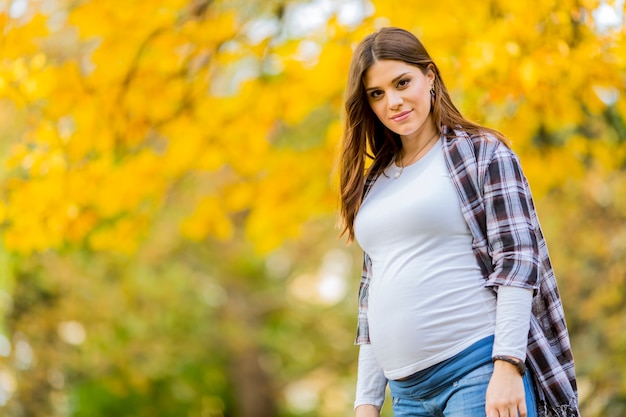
[365,72,410,92]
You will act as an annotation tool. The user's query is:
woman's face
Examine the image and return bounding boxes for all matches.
[363,59,435,141]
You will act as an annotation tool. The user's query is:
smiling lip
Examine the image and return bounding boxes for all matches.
[391,110,412,122]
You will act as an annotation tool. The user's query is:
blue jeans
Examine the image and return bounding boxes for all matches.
[390,361,538,417]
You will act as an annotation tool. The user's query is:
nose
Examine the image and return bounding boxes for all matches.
[387,90,403,109]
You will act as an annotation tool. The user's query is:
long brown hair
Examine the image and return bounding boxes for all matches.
[338,27,509,241]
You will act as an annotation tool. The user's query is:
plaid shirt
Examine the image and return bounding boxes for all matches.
[355,128,579,417]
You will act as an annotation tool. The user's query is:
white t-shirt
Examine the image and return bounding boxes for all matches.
[354,139,496,379]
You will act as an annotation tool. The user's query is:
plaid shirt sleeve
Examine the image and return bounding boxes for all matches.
[354,252,372,345]
[482,144,541,290]
[354,174,377,345]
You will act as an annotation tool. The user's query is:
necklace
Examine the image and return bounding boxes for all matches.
[394,131,440,179]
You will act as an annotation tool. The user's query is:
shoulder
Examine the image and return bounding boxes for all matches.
[444,127,518,165]
[445,127,505,152]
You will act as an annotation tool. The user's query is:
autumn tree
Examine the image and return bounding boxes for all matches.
[0,0,624,416]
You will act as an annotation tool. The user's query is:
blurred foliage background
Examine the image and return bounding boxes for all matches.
[0,0,624,416]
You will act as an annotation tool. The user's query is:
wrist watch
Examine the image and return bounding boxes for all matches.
[492,355,526,376]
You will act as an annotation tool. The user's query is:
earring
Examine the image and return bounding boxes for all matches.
[430,84,435,109]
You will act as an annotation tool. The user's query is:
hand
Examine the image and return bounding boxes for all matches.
[355,404,380,417]
[486,360,527,417]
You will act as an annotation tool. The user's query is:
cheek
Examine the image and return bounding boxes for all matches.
[369,101,386,121]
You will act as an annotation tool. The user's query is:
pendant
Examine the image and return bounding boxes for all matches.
[394,170,401,179]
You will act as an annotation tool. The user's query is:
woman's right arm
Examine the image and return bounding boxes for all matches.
[354,253,386,415]
[355,344,387,415]
[356,405,381,417]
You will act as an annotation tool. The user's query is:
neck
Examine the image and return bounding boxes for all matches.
[400,124,438,155]
[398,127,439,167]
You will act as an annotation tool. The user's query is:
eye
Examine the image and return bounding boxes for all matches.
[369,90,383,99]
[396,78,410,88]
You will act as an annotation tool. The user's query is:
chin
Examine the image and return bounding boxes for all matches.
[397,128,419,137]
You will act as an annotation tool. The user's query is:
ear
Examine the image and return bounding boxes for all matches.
[426,64,436,83]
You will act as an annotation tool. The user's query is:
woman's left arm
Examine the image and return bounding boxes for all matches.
[486,285,533,417]
[482,145,539,417]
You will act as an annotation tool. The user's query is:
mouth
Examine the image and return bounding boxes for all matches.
[390,110,412,122]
